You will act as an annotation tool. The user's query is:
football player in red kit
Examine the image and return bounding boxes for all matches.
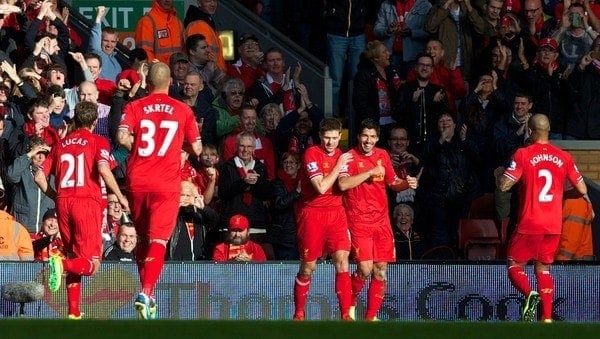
[293,118,353,320]
[35,101,129,319]
[497,114,589,323]
[339,119,418,320]
[117,62,202,319]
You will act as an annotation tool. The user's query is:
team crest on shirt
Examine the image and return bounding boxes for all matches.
[157,29,169,39]
[306,162,318,173]
[323,162,330,169]
[508,160,516,170]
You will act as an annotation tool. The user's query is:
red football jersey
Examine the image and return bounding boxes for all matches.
[119,93,201,192]
[503,142,583,234]
[41,129,114,201]
[340,147,398,223]
[298,145,344,208]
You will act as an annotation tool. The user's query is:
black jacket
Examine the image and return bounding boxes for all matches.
[324,0,366,37]
[167,205,218,261]
[565,65,600,139]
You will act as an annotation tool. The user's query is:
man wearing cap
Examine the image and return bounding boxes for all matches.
[227,33,265,90]
[31,208,65,261]
[212,214,267,261]
[518,37,568,140]
[169,52,191,98]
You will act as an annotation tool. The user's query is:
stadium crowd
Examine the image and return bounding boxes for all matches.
[0,0,596,263]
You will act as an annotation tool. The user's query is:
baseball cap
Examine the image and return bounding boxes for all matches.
[169,52,189,64]
[238,33,259,46]
[117,69,140,85]
[538,38,558,51]
[229,214,249,231]
[43,209,57,221]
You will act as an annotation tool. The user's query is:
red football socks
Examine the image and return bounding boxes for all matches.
[350,272,366,306]
[65,273,82,317]
[507,265,531,296]
[140,242,166,297]
[293,274,311,318]
[536,271,554,320]
[366,278,386,320]
[335,272,352,318]
[63,258,94,276]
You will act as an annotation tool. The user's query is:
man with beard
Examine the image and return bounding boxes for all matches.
[212,214,266,261]
[339,118,418,320]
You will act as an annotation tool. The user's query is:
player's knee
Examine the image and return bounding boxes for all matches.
[91,260,101,276]
[373,269,387,281]
[299,262,316,277]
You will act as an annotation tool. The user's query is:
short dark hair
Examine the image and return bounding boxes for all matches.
[73,101,98,128]
[319,118,342,135]
[358,118,380,137]
[185,34,207,54]
[84,52,103,68]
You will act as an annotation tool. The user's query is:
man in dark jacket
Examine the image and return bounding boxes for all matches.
[103,223,137,262]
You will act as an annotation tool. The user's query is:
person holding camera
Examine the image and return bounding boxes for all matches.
[5,136,54,233]
[553,2,599,71]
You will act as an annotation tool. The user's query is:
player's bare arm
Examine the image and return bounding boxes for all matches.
[33,170,56,200]
[98,163,130,212]
[116,128,133,151]
[310,152,353,194]
[183,139,203,157]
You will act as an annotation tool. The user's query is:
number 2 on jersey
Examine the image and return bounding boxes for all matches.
[138,119,178,157]
[538,169,553,202]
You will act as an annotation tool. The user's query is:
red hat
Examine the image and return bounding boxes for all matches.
[229,214,249,231]
[117,69,140,85]
[538,38,558,51]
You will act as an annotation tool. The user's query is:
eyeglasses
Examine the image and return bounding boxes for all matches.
[417,63,433,68]
[228,90,245,96]
[523,7,541,14]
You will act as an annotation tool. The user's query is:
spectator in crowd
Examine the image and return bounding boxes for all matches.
[553,0,600,32]
[0,60,35,130]
[565,46,600,139]
[168,52,191,98]
[83,52,117,106]
[218,131,271,235]
[135,0,184,64]
[184,0,227,71]
[274,83,323,158]
[72,81,111,141]
[249,47,298,114]
[212,214,267,262]
[425,0,487,81]
[0,209,34,261]
[168,181,218,261]
[269,151,302,260]
[185,34,226,95]
[221,105,276,180]
[103,192,125,249]
[397,53,449,147]
[339,118,418,321]
[393,203,426,260]
[89,6,122,82]
[497,114,588,323]
[227,33,265,90]
[418,111,481,255]
[353,40,402,145]
[118,62,202,320]
[260,103,282,147]
[553,2,598,72]
[179,70,217,145]
[324,0,366,116]
[190,144,219,205]
[459,71,508,192]
[103,223,138,262]
[23,1,68,72]
[292,118,353,321]
[517,38,568,140]
[5,136,54,233]
[45,85,69,133]
[373,0,432,77]
[31,208,64,262]
[214,77,246,140]
[521,0,557,47]
[386,125,421,204]
[35,101,129,319]
[555,182,594,261]
[180,149,207,196]
[407,39,468,113]
[493,92,532,234]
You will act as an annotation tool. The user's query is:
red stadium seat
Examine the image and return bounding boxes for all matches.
[468,193,495,219]
[458,219,501,260]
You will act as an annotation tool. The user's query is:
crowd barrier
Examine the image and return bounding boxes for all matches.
[1,262,598,321]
